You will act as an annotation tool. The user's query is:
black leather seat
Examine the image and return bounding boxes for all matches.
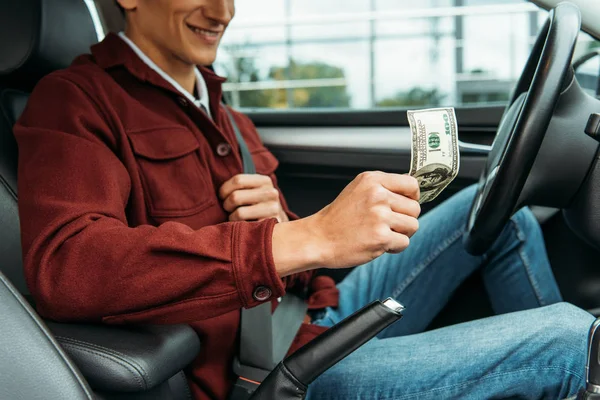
[0,0,200,399]
[0,270,95,400]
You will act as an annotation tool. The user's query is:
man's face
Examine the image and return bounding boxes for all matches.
[119,0,235,66]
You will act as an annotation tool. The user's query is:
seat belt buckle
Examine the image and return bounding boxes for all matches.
[228,377,260,400]
[228,358,271,400]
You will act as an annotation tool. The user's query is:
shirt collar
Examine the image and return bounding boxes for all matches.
[117,32,211,117]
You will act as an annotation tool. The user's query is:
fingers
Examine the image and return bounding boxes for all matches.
[372,195,420,255]
[358,172,421,218]
[223,187,280,212]
[229,201,282,222]
[219,174,273,200]
[372,220,411,254]
[381,174,420,202]
[359,171,420,201]
[389,193,421,219]
[388,212,420,238]
[219,174,283,222]
[385,234,411,254]
[378,212,417,255]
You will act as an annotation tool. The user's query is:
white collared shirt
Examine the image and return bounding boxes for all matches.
[118,32,211,118]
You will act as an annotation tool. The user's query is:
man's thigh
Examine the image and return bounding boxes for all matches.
[307,303,592,400]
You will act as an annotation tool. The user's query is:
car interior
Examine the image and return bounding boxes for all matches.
[2,0,600,399]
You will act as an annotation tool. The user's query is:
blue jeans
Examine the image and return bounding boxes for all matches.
[306,185,594,400]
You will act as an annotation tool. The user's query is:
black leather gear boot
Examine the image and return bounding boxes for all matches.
[577,319,600,399]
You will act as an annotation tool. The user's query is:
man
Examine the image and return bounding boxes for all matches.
[14,0,593,399]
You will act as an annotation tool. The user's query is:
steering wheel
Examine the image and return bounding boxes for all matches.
[463,3,581,255]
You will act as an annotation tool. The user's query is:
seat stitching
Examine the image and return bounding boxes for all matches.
[173,371,193,400]
[56,336,150,389]
[55,335,149,368]
[181,371,193,400]
[0,174,17,201]
[58,341,146,390]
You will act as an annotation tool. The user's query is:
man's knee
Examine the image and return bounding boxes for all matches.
[535,303,594,351]
[550,302,593,325]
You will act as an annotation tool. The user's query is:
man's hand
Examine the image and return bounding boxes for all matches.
[219,174,289,223]
[272,172,421,276]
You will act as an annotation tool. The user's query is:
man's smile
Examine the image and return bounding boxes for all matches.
[186,23,222,44]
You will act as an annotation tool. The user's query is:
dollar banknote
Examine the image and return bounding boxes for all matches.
[407,108,460,204]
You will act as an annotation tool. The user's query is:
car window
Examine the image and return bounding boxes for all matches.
[214,0,597,111]
[574,34,600,98]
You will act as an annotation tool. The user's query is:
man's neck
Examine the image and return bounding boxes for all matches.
[124,27,196,96]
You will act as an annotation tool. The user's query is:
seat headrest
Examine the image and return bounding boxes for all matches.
[0,0,101,92]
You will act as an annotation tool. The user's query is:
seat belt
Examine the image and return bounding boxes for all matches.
[222,106,308,394]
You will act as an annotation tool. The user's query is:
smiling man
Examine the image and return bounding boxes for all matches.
[13,0,595,399]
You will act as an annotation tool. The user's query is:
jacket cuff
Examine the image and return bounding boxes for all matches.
[232,218,285,309]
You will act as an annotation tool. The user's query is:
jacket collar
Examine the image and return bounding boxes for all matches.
[91,33,227,114]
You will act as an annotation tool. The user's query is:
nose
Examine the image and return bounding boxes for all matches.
[203,0,234,27]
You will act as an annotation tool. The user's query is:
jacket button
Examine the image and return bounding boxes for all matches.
[177,97,188,107]
[253,286,272,302]
[216,143,231,157]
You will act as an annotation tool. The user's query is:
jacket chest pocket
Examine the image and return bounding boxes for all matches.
[128,128,215,218]
[252,148,279,176]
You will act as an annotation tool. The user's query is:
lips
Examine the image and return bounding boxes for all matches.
[186,24,220,38]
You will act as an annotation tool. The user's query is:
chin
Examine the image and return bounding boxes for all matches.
[189,52,217,67]
[200,55,218,66]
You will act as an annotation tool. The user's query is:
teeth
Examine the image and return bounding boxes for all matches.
[190,26,218,37]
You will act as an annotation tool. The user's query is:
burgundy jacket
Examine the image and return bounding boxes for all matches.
[15,33,338,400]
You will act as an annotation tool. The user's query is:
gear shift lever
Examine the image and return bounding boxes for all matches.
[578,318,600,399]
